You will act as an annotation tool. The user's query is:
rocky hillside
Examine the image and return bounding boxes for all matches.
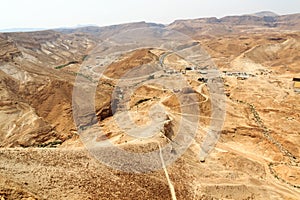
[0,12,300,199]
[0,30,96,147]
[168,13,300,37]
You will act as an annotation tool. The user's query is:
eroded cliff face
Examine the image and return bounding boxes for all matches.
[0,34,22,62]
[168,13,300,38]
[0,31,96,147]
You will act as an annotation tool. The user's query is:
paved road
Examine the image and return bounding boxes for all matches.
[159,52,172,69]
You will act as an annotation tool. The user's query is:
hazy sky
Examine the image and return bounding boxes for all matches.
[1,0,300,29]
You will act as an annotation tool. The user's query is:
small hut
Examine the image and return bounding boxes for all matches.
[293,78,300,92]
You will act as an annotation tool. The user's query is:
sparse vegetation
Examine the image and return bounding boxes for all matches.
[36,140,63,148]
[67,71,94,82]
[135,98,151,106]
[269,162,300,189]
[55,61,79,69]
[147,74,155,80]
[231,96,300,188]
[82,55,88,61]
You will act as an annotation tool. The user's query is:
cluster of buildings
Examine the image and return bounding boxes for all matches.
[222,71,255,80]
[162,63,300,94]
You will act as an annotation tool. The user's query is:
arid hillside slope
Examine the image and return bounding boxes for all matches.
[0,13,300,199]
[168,13,300,37]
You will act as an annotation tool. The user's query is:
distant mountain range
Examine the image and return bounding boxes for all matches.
[251,11,279,17]
[167,12,300,37]
[52,12,300,39]
[0,11,298,33]
[0,24,98,33]
[0,27,46,33]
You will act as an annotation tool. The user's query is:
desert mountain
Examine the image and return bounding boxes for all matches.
[0,12,300,199]
[251,11,279,17]
[168,13,300,37]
